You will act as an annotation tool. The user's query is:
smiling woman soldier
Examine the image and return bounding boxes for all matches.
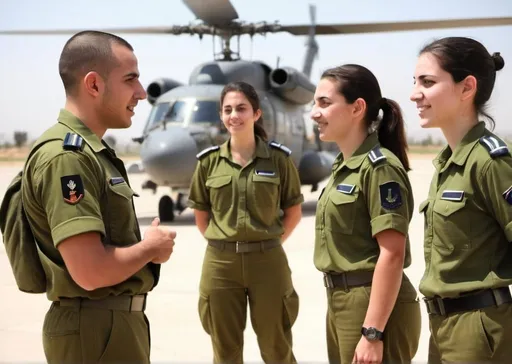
[310,64,421,364]
[187,81,304,364]
[411,36,512,363]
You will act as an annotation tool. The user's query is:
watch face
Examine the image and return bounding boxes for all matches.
[367,328,377,340]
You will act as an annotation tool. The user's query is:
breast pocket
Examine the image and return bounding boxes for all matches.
[325,190,358,234]
[432,198,469,251]
[106,180,137,245]
[251,174,280,225]
[206,175,233,213]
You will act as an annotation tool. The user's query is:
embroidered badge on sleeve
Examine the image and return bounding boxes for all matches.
[379,181,402,210]
[61,175,84,205]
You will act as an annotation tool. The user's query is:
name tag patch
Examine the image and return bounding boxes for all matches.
[110,177,126,185]
[441,190,464,201]
[336,183,355,195]
[255,170,276,177]
[503,186,512,205]
[379,181,402,210]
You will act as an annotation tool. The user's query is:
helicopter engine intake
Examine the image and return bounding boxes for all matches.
[146,78,183,105]
[269,67,316,105]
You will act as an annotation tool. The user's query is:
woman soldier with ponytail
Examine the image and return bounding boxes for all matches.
[311,64,421,364]
[411,37,511,363]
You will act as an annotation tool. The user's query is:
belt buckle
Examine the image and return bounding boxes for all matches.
[130,295,146,312]
[423,297,435,315]
[323,273,334,289]
[423,296,446,316]
[435,296,446,316]
[235,241,249,253]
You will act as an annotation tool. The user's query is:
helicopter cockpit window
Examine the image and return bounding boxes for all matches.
[145,102,171,132]
[190,100,220,123]
[165,100,190,123]
[145,99,221,131]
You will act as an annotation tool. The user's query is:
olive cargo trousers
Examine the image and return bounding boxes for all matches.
[428,302,512,363]
[198,243,299,364]
[326,274,421,364]
[42,300,151,363]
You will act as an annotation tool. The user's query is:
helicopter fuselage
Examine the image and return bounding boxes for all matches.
[135,59,338,221]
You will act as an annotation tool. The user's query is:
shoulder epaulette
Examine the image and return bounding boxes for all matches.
[368,146,386,165]
[479,136,509,158]
[269,141,292,156]
[196,145,220,159]
[62,132,84,151]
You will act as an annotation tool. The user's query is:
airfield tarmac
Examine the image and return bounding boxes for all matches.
[0,156,436,363]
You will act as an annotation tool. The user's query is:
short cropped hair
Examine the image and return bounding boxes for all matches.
[58,30,133,96]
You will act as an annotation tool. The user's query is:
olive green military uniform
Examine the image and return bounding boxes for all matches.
[188,136,304,364]
[419,122,512,364]
[22,109,159,363]
[314,133,421,364]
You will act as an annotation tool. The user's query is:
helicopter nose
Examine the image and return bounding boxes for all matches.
[139,126,200,188]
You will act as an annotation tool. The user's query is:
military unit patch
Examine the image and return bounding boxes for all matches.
[336,183,355,195]
[441,190,465,202]
[61,175,84,205]
[503,186,512,205]
[379,181,402,209]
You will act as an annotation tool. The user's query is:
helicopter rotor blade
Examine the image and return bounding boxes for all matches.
[281,16,512,36]
[182,0,238,26]
[0,26,194,35]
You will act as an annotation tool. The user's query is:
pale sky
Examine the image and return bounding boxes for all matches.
[0,0,511,145]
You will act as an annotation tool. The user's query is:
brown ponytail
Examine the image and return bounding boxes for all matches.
[379,98,410,171]
[254,118,268,142]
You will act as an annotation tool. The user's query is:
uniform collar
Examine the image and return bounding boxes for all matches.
[219,135,270,160]
[433,121,485,171]
[334,132,380,171]
[57,109,106,153]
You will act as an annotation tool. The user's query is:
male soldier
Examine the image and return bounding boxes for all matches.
[21,30,176,363]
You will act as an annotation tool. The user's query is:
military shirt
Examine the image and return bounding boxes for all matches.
[187,136,304,242]
[22,109,157,302]
[314,132,414,272]
[419,122,512,298]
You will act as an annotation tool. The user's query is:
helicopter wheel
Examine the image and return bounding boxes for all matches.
[158,195,175,222]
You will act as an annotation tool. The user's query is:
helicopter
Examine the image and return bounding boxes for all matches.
[2,0,511,222]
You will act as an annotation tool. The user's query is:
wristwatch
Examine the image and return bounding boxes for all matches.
[361,327,384,341]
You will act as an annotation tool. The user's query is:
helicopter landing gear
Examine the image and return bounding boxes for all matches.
[158,195,175,222]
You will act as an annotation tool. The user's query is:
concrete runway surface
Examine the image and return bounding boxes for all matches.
[0,156,436,363]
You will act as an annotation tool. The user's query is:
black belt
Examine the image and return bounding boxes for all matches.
[323,270,374,290]
[424,286,512,316]
[56,294,147,312]
[208,238,281,253]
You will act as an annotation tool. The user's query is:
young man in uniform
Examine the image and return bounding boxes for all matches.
[21,30,177,363]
